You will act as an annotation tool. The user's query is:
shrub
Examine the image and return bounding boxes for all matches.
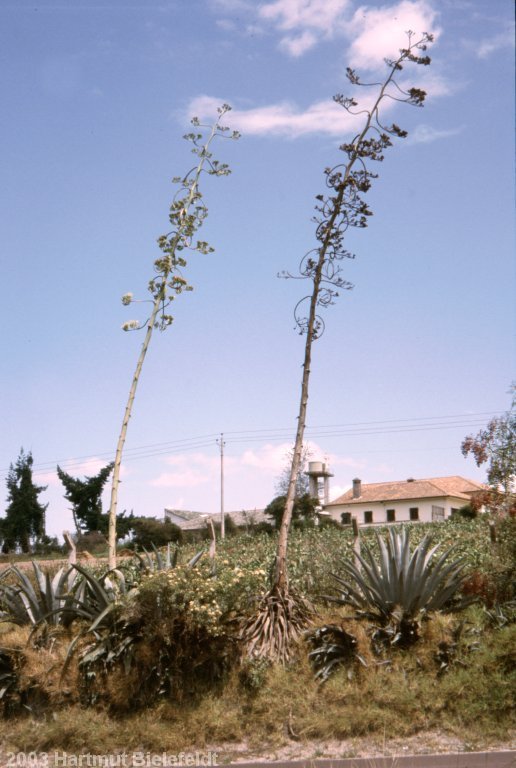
[265,494,319,530]
[451,504,478,520]
[131,517,183,548]
[71,558,268,710]
[76,531,108,554]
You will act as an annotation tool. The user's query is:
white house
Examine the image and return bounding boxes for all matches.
[324,475,486,526]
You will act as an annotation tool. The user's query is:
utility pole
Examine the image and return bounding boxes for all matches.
[216,433,225,539]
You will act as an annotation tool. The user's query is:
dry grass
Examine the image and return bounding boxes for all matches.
[1,612,514,757]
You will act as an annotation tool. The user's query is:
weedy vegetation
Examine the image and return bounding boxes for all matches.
[0,517,514,754]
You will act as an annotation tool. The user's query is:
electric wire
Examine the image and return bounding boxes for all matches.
[0,409,502,480]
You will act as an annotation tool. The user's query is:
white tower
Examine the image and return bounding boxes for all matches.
[305,461,333,505]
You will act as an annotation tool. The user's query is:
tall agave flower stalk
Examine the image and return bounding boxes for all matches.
[242,32,434,662]
[107,107,238,568]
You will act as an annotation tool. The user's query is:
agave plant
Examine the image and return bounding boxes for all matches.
[329,529,473,647]
[0,562,77,627]
[132,543,204,573]
[136,543,177,571]
[0,646,22,714]
[306,624,366,682]
[63,547,206,697]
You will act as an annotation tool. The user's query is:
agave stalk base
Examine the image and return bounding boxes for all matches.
[241,585,314,664]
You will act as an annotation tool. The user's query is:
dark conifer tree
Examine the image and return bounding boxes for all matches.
[2,449,47,553]
[57,462,114,534]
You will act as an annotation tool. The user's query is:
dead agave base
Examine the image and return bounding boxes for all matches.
[241,585,314,663]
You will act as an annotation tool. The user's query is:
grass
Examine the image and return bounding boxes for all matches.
[1,607,514,756]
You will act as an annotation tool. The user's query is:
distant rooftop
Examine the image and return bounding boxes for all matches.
[327,475,486,506]
[164,509,205,522]
[164,507,267,530]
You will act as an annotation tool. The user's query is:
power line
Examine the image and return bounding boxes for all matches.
[0,409,502,479]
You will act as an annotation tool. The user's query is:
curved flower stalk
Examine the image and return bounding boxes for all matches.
[108,106,239,568]
[243,32,434,662]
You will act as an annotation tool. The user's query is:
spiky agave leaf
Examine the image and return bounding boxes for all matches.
[134,544,201,573]
[60,566,137,681]
[329,529,472,646]
[0,563,77,627]
[61,553,202,683]
[306,624,364,682]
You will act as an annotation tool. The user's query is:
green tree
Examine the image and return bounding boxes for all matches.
[1,449,47,553]
[265,494,318,530]
[461,386,515,512]
[274,445,312,497]
[130,516,183,549]
[243,32,434,662]
[107,106,238,568]
[57,462,114,535]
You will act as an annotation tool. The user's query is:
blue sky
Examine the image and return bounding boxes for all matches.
[0,0,514,537]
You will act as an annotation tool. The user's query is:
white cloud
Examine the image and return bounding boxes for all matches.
[187,92,380,138]
[241,442,295,472]
[163,452,220,471]
[34,457,123,487]
[33,470,62,486]
[258,0,350,55]
[216,18,237,31]
[254,0,439,61]
[279,30,318,56]
[151,451,239,489]
[259,0,350,32]
[188,72,449,140]
[151,453,217,488]
[477,25,515,59]
[151,440,333,492]
[328,483,350,501]
[328,454,365,469]
[151,468,212,489]
[406,123,463,145]
[348,0,440,70]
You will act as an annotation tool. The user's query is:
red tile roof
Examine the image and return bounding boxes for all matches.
[327,475,486,506]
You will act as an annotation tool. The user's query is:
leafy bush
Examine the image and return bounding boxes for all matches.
[135,560,267,636]
[76,531,108,554]
[131,517,183,548]
[265,494,319,530]
[0,646,21,715]
[451,503,478,520]
[66,555,268,710]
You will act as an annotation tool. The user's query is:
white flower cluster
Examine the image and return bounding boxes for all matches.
[122,320,140,331]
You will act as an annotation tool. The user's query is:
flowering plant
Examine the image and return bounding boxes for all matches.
[134,560,268,635]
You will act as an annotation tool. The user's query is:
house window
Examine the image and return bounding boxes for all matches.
[341,512,351,525]
[409,507,419,521]
[432,505,445,521]
[386,509,396,522]
[364,510,373,524]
